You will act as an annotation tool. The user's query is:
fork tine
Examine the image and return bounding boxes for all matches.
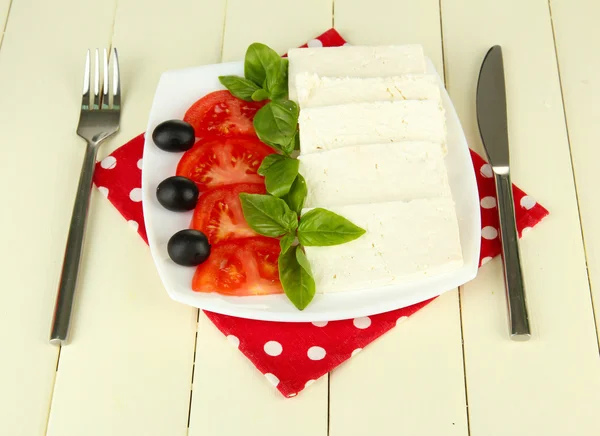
[102,48,109,109]
[93,48,100,110]
[112,48,121,110]
[81,50,90,110]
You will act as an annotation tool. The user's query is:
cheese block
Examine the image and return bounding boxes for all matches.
[288,45,426,100]
[303,198,464,294]
[298,100,446,154]
[295,73,441,109]
[299,141,451,208]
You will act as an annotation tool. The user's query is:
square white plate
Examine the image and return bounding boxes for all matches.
[142,59,481,322]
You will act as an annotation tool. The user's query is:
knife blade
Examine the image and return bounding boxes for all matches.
[476,45,531,341]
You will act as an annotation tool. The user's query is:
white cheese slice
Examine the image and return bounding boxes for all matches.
[298,100,446,154]
[299,141,451,208]
[288,45,426,100]
[295,73,441,108]
[303,198,463,294]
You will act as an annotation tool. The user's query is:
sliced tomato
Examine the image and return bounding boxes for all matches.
[192,237,283,296]
[191,183,265,244]
[184,90,266,137]
[176,135,275,190]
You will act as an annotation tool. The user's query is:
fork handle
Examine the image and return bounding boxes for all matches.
[50,141,99,345]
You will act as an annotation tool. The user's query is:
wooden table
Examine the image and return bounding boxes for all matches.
[2,0,599,434]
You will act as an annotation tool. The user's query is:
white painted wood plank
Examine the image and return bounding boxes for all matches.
[550,0,600,341]
[188,2,331,435]
[441,0,600,435]
[45,1,226,435]
[330,2,468,435]
[0,0,116,434]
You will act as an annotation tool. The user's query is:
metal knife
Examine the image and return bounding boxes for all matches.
[476,45,531,341]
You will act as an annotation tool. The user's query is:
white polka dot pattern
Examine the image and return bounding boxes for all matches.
[520,196,536,210]
[482,226,498,240]
[353,317,371,329]
[264,341,283,356]
[480,256,493,265]
[137,158,143,170]
[128,220,139,231]
[480,196,496,209]
[265,373,280,387]
[226,335,240,348]
[100,156,117,169]
[351,348,362,357]
[97,186,109,197]
[307,39,323,47]
[129,188,142,202]
[312,321,328,327]
[480,164,493,178]
[396,316,408,326]
[307,346,326,361]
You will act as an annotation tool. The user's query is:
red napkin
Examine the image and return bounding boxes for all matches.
[93,29,549,398]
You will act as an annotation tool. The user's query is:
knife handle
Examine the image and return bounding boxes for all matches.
[494,172,531,341]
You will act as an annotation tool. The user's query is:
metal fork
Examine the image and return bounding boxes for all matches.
[50,48,121,345]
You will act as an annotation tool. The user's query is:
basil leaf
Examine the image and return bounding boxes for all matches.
[253,101,299,154]
[278,246,315,310]
[239,193,298,237]
[264,157,299,198]
[251,88,269,102]
[218,75,260,101]
[298,208,366,246]
[293,130,300,151]
[284,174,307,215]
[245,43,281,88]
[281,130,298,155]
[266,58,289,101]
[295,247,313,274]
[279,232,296,254]
[258,154,286,176]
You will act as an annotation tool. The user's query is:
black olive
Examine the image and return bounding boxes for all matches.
[156,176,199,211]
[152,120,195,152]
[167,230,211,266]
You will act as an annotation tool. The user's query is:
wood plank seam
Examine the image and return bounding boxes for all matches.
[43,347,62,436]
[186,310,201,432]
[0,0,13,50]
[440,2,471,433]
[457,288,472,436]
[547,0,600,353]
[331,0,335,29]
[219,0,229,63]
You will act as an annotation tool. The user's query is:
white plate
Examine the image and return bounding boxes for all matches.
[142,59,481,322]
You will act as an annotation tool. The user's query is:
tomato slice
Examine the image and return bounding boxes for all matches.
[191,183,265,244]
[184,90,266,137]
[192,237,283,296]
[176,136,275,190]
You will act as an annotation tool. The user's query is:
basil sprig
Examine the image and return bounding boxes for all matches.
[219,42,288,103]
[223,41,366,310]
